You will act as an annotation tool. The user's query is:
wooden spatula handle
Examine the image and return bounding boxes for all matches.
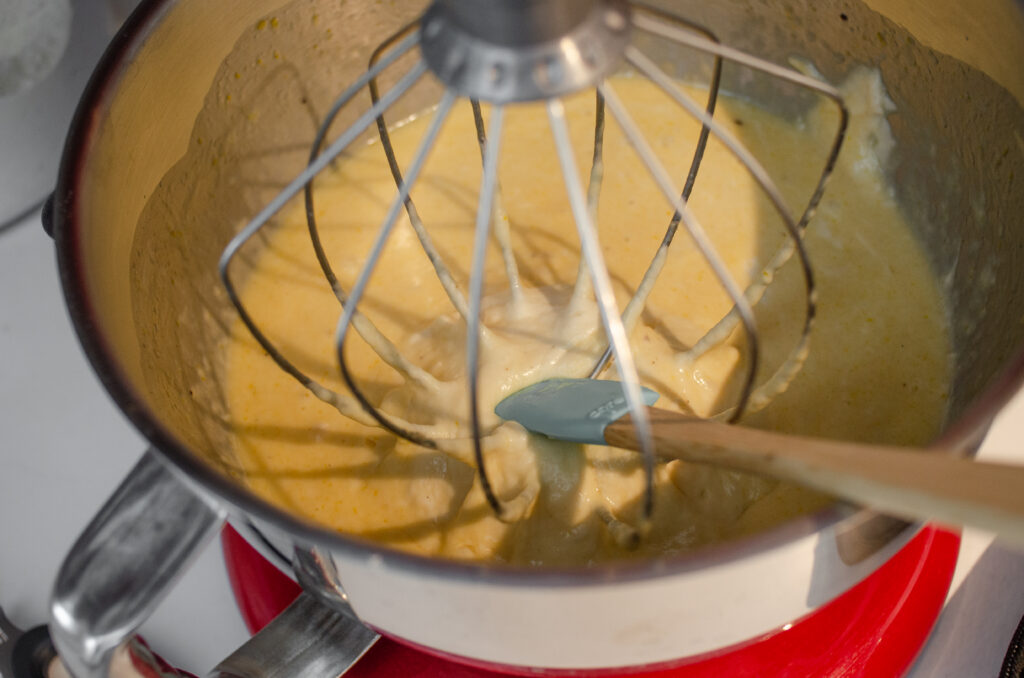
[606,408,1024,543]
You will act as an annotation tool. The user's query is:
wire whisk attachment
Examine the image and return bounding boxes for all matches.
[219,0,847,534]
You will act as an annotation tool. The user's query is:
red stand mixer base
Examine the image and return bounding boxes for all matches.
[221,526,959,677]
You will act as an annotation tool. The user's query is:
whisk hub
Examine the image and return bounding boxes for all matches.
[420,0,631,103]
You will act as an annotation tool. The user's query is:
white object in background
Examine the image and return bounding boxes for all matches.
[0,212,251,675]
[0,0,72,97]
[0,0,113,228]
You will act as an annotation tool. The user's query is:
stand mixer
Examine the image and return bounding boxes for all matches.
[37,0,1024,675]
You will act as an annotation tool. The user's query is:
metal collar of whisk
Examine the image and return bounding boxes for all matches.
[420,0,631,103]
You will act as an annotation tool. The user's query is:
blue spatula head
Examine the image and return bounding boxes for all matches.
[494,378,660,445]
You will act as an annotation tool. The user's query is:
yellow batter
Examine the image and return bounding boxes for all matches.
[224,72,951,564]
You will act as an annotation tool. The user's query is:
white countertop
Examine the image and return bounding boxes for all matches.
[0,212,250,672]
[2,206,1024,677]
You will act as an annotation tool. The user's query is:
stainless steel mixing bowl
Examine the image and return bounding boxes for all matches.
[45,0,1024,675]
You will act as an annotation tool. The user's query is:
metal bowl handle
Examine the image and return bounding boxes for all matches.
[46,451,379,678]
[210,593,379,678]
[48,450,225,678]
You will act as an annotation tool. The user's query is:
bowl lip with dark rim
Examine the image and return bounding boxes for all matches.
[51,0,1024,586]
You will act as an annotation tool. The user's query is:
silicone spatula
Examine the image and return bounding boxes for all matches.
[495,377,1024,544]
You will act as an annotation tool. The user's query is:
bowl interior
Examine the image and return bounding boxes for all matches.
[60,0,1024,567]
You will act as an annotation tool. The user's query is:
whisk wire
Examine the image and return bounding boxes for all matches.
[218,39,424,428]
[219,31,420,267]
[369,30,473,322]
[588,12,723,380]
[334,88,458,449]
[548,97,657,523]
[633,13,843,98]
[632,12,849,409]
[304,68,440,390]
[569,91,606,313]
[625,44,820,416]
[467,104,507,516]
[471,99,523,305]
[598,80,761,423]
